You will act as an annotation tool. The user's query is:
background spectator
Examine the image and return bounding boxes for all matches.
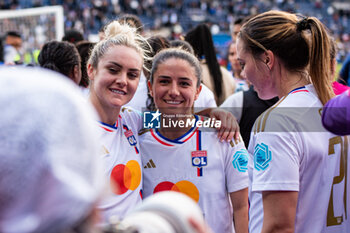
[38,40,82,85]
[0,66,104,233]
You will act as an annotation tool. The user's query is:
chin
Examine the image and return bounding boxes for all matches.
[257,91,277,100]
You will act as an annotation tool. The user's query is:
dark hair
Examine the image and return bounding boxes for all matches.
[185,24,223,100]
[76,41,96,88]
[118,14,144,34]
[234,17,244,26]
[145,36,170,111]
[239,10,333,105]
[170,40,194,54]
[144,36,170,73]
[6,31,21,38]
[62,30,84,44]
[38,41,81,82]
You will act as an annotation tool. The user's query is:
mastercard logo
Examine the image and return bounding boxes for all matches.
[153,180,199,202]
[110,160,141,195]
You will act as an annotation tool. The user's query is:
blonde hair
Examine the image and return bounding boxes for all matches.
[88,21,151,70]
[239,10,334,105]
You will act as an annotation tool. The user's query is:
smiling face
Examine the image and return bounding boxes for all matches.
[236,38,276,99]
[149,58,201,116]
[88,45,142,118]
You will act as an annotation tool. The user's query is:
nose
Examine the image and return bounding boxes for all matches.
[169,83,180,98]
[116,71,127,87]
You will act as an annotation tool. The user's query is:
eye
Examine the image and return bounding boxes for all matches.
[179,81,191,87]
[108,67,119,74]
[159,79,170,84]
[128,72,139,79]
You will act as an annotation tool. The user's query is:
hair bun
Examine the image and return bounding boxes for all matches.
[296,17,311,31]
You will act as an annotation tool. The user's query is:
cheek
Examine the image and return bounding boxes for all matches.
[129,79,139,92]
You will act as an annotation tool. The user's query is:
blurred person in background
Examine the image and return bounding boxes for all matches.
[170,39,217,109]
[76,40,96,90]
[117,14,144,35]
[4,31,22,64]
[329,38,350,94]
[0,38,4,64]
[231,17,244,43]
[185,23,236,105]
[0,67,104,233]
[38,40,82,85]
[322,89,350,136]
[227,41,249,93]
[62,29,84,44]
[338,52,350,87]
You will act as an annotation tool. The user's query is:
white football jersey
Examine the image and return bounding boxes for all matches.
[97,107,143,221]
[139,116,249,233]
[248,85,349,233]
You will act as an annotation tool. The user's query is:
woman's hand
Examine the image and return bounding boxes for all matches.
[188,216,214,233]
[196,108,240,142]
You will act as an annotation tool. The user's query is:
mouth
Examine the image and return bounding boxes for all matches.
[110,88,126,95]
[164,99,183,105]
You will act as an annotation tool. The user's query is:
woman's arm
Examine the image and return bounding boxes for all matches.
[261,191,298,233]
[196,107,240,142]
[230,188,249,233]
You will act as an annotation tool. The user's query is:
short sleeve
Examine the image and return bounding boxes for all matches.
[225,138,249,193]
[249,123,300,192]
[121,107,143,132]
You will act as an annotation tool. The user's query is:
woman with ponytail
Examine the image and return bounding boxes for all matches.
[236,11,349,232]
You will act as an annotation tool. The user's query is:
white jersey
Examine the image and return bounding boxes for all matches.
[248,85,350,233]
[220,91,244,122]
[97,107,143,221]
[125,72,148,112]
[139,116,249,233]
[194,84,217,109]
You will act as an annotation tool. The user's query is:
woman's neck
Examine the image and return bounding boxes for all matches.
[277,70,310,98]
[158,114,195,140]
[89,95,120,125]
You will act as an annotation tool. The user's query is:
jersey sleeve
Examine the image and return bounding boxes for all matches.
[121,106,143,132]
[248,114,301,192]
[225,137,249,193]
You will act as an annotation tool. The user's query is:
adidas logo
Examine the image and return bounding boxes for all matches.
[101,145,109,156]
[144,159,156,168]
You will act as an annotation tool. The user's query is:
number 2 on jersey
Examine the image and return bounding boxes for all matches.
[327,136,348,226]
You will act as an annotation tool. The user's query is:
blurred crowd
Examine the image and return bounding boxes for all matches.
[1,0,350,62]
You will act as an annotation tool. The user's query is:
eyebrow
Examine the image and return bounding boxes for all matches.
[158,76,193,82]
[108,61,140,72]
